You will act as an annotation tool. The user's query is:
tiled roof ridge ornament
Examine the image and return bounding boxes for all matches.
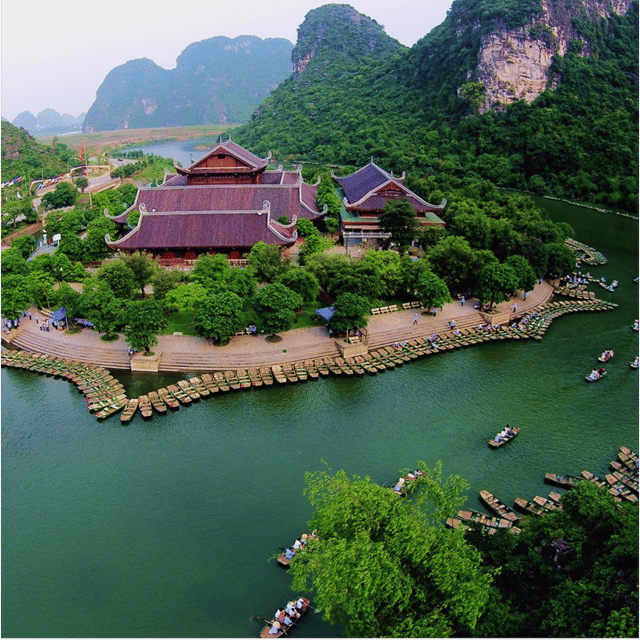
[139,203,147,213]
[258,200,271,216]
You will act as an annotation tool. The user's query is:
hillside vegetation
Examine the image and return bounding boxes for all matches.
[236,1,638,211]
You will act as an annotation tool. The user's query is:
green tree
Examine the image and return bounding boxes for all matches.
[122,299,168,353]
[545,243,576,277]
[41,181,78,209]
[52,281,81,316]
[194,290,245,342]
[190,253,231,286]
[289,463,493,637]
[1,248,29,275]
[414,270,452,311]
[151,269,183,304]
[84,217,116,262]
[96,260,137,300]
[253,282,303,335]
[163,283,209,318]
[328,292,369,335]
[378,198,419,254]
[0,274,34,319]
[505,254,537,292]
[247,241,288,283]
[277,268,320,303]
[427,236,476,293]
[77,280,123,336]
[122,251,158,297]
[475,263,519,310]
[74,176,88,193]
[11,235,37,259]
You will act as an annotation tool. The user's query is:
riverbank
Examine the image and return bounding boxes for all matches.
[4,282,556,371]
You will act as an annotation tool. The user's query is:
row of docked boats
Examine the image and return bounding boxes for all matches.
[544,446,638,503]
[0,350,128,418]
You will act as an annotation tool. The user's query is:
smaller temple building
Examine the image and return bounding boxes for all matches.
[106,139,325,259]
[333,162,446,246]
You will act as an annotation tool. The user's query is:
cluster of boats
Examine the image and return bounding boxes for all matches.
[545,446,638,503]
[585,344,638,380]
[448,447,638,535]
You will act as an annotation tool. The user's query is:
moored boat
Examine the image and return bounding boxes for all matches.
[479,490,519,521]
[544,473,582,487]
[514,497,546,516]
[120,398,139,423]
[488,427,520,448]
[148,391,167,413]
[138,395,153,419]
[158,387,180,409]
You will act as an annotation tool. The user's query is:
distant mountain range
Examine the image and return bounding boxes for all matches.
[6,109,85,134]
[82,35,293,132]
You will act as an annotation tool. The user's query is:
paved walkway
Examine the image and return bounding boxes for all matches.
[4,282,554,372]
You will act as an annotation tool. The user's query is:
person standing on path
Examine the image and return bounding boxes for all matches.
[461,296,465,306]
[513,303,518,313]
[413,313,418,325]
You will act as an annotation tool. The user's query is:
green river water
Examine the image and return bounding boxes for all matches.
[1,198,638,638]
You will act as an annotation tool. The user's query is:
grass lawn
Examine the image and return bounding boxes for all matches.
[163,308,197,336]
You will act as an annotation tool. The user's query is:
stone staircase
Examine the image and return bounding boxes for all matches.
[10,329,131,370]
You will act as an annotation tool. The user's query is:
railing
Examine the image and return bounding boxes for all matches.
[343,231,392,238]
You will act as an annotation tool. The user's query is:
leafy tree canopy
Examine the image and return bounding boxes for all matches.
[193,290,245,342]
[328,292,369,334]
[122,299,168,352]
[253,282,303,335]
[289,463,493,638]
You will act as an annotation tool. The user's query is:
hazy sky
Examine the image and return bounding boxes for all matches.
[1,0,452,122]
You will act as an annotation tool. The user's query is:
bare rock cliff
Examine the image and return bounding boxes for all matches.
[472,0,632,112]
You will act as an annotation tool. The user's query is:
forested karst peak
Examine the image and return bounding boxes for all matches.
[292,4,405,76]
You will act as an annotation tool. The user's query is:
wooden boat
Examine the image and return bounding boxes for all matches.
[532,495,561,512]
[223,370,242,390]
[390,469,424,496]
[213,372,230,391]
[585,370,606,382]
[514,497,546,517]
[200,374,219,393]
[445,517,470,531]
[259,367,274,385]
[293,363,308,381]
[258,598,310,638]
[138,395,153,419]
[236,369,253,389]
[282,364,299,383]
[580,470,606,486]
[120,398,139,423]
[605,474,639,499]
[335,357,354,375]
[479,490,519,521]
[354,355,377,374]
[158,387,180,409]
[488,427,520,448]
[148,391,167,413]
[597,351,614,362]
[189,377,210,396]
[95,399,126,419]
[168,384,191,404]
[247,367,264,387]
[620,446,639,463]
[313,358,330,376]
[610,460,639,480]
[323,358,343,375]
[303,360,319,379]
[271,365,287,384]
[458,508,513,529]
[544,473,582,487]
[618,451,638,472]
[88,393,127,412]
[344,357,365,375]
[178,379,200,400]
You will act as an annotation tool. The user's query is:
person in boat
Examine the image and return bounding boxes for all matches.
[269,620,282,635]
[284,547,296,560]
[632,357,639,368]
[588,369,600,381]
[285,602,300,620]
[634,320,639,330]
[598,367,606,375]
[275,609,286,624]
[295,598,306,612]
[506,426,515,436]
[293,538,303,551]
[393,477,406,493]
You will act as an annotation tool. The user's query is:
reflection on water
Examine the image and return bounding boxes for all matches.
[1,200,638,638]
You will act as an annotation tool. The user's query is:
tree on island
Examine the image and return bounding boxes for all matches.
[413,269,452,312]
[253,283,303,336]
[475,263,519,311]
[122,299,167,353]
[378,198,419,255]
[328,292,369,336]
[194,291,245,343]
[288,463,493,638]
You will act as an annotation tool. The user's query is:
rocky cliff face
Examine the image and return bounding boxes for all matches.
[472,0,632,112]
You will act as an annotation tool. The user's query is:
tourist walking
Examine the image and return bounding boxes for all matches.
[461,296,465,306]
[413,313,418,325]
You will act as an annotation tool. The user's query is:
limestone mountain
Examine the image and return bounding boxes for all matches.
[82,36,293,132]
[236,0,637,211]
[11,109,85,133]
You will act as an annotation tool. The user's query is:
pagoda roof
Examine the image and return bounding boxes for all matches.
[334,161,445,214]
[106,206,297,251]
[110,182,323,225]
[175,138,270,176]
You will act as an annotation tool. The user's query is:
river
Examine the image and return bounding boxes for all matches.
[1,190,638,638]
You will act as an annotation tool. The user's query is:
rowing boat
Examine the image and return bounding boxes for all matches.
[138,395,153,419]
[479,490,519,521]
[258,598,310,638]
[544,473,582,487]
[120,398,139,423]
[488,427,520,448]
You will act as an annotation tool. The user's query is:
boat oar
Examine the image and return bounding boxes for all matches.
[253,615,272,626]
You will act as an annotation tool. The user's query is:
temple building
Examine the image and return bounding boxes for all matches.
[332,162,446,246]
[106,139,325,260]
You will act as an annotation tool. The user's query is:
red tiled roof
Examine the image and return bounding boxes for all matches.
[107,211,296,251]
